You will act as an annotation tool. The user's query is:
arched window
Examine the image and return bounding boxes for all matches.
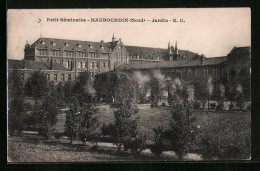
[230,70,236,79]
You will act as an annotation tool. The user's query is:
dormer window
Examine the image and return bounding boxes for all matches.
[51,40,56,46]
[64,42,69,47]
[88,44,93,48]
[41,41,45,45]
[77,43,82,48]
[118,45,122,49]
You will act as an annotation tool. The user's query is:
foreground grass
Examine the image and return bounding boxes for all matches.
[10,106,250,162]
[8,135,178,162]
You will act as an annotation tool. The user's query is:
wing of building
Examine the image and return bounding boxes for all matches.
[8,35,250,85]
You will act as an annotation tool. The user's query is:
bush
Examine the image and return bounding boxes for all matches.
[101,123,116,136]
[150,127,170,158]
[193,101,200,109]
[124,136,146,155]
[229,103,234,110]
[209,103,216,109]
[198,114,250,160]
[216,105,222,111]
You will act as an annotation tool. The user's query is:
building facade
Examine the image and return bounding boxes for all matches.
[24,34,129,78]
[9,35,250,87]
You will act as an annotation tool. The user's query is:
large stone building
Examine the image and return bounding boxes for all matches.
[8,35,251,87]
[22,34,128,79]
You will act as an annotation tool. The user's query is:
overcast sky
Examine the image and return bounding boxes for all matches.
[7,8,250,59]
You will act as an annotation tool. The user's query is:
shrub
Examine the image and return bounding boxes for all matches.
[8,98,27,136]
[198,114,250,160]
[193,101,200,109]
[229,103,234,110]
[124,136,146,155]
[112,101,139,152]
[150,127,170,158]
[101,123,116,136]
[209,103,216,109]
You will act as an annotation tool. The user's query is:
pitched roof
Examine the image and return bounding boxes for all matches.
[118,56,227,70]
[125,46,167,56]
[29,37,118,53]
[8,59,70,71]
[125,46,198,59]
[229,46,250,56]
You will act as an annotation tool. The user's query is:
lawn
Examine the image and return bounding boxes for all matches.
[9,105,251,162]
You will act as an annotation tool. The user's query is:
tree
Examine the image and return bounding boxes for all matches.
[168,101,191,160]
[8,67,24,100]
[8,67,27,135]
[207,77,214,110]
[112,101,139,152]
[150,70,166,107]
[216,83,226,110]
[235,84,245,110]
[64,81,75,104]
[24,70,48,104]
[65,99,81,144]
[32,95,58,139]
[8,97,27,135]
[74,71,96,105]
[193,78,208,109]
[78,104,101,147]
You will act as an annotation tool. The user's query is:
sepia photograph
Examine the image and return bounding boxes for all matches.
[7,8,251,162]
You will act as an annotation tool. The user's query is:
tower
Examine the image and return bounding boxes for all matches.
[167,41,174,61]
[174,41,178,55]
[112,34,116,42]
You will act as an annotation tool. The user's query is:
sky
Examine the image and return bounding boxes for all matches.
[7,8,251,59]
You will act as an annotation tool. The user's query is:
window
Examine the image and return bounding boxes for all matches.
[83,62,86,68]
[204,69,208,77]
[103,62,106,68]
[61,74,64,81]
[42,41,45,45]
[54,74,57,81]
[90,72,94,78]
[46,74,50,81]
[30,73,33,78]
[67,61,70,68]
[90,62,94,69]
[52,42,56,46]
[39,49,47,56]
[94,62,98,69]
[188,70,192,77]
[78,62,82,68]
[68,74,71,81]
[21,73,24,81]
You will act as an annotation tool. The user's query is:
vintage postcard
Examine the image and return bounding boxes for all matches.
[7,8,251,162]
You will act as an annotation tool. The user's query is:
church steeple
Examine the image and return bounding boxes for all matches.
[112,34,116,42]
[168,41,172,54]
[174,41,178,55]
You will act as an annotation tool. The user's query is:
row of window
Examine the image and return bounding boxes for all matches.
[39,49,110,58]
[64,61,109,69]
[165,68,220,78]
[165,68,232,78]
[20,73,72,81]
[46,74,72,81]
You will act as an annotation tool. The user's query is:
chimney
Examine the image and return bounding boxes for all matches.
[201,54,205,65]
